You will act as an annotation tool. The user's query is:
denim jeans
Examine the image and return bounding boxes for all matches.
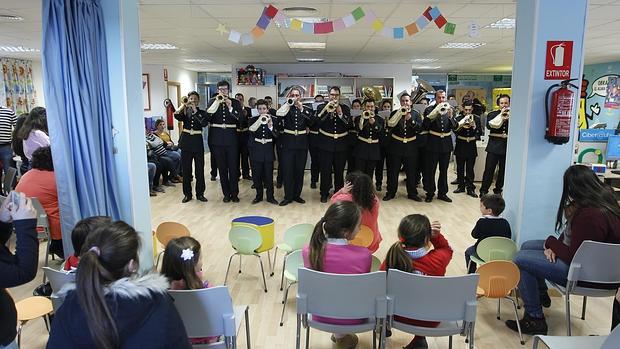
[514,239,569,318]
[0,338,18,349]
[148,162,156,188]
[162,150,180,177]
[0,144,13,191]
[464,245,477,273]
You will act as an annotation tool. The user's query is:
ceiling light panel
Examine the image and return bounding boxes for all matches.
[141,43,178,50]
[485,18,516,29]
[297,58,324,62]
[439,42,486,49]
[411,58,438,63]
[185,58,212,63]
[287,42,326,49]
[0,46,39,52]
[0,14,24,21]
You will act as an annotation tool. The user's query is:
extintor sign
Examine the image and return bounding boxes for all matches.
[545,41,573,80]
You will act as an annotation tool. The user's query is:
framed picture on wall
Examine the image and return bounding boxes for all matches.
[142,73,151,111]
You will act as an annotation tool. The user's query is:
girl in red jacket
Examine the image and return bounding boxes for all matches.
[381,214,453,349]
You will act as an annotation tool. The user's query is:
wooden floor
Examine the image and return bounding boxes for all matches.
[11,158,614,348]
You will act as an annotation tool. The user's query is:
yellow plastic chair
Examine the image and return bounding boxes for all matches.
[476,260,524,345]
[273,223,313,291]
[154,222,191,268]
[231,216,275,275]
[225,225,268,292]
[15,296,53,348]
[350,224,374,248]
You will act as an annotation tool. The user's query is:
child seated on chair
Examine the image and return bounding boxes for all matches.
[302,201,372,349]
[464,194,511,273]
[161,236,216,345]
[63,216,111,271]
[381,214,453,349]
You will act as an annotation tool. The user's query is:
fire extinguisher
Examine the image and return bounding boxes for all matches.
[545,78,579,145]
[164,99,175,130]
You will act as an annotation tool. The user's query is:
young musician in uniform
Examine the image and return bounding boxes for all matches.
[384,93,423,201]
[234,93,252,181]
[276,88,314,206]
[347,99,362,175]
[453,101,482,198]
[174,91,209,203]
[423,90,456,203]
[316,86,351,203]
[374,100,392,191]
[248,99,278,205]
[353,99,383,178]
[480,95,510,196]
[265,96,283,188]
[206,81,243,203]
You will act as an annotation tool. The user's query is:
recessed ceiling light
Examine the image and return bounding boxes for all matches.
[411,58,438,63]
[485,18,516,29]
[283,7,318,14]
[141,43,177,50]
[439,42,486,49]
[297,58,324,62]
[293,17,328,23]
[287,42,326,49]
[0,14,24,21]
[185,58,212,63]
[412,65,441,70]
[0,46,39,52]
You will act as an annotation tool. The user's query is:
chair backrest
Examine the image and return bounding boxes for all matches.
[476,261,520,298]
[476,237,517,262]
[283,223,314,251]
[371,255,381,272]
[349,225,374,248]
[568,240,620,284]
[169,286,237,338]
[297,268,387,320]
[30,198,49,236]
[43,267,75,293]
[3,167,17,194]
[229,225,262,254]
[284,249,304,281]
[387,269,479,323]
[155,222,190,247]
[602,324,620,349]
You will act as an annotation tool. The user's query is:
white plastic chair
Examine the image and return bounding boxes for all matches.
[169,286,251,349]
[279,250,303,326]
[386,270,479,349]
[42,267,75,311]
[296,268,387,349]
[224,225,268,292]
[532,324,620,349]
[546,241,620,336]
[273,223,313,290]
[31,198,52,282]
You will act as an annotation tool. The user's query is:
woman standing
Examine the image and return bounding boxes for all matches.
[17,107,49,162]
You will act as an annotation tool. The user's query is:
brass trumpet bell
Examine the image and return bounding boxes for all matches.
[362,86,383,104]
[181,96,189,104]
[287,98,295,105]
[362,110,374,118]
[411,78,434,104]
[400,106,409,114]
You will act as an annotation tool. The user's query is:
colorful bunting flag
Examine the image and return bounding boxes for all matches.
[393,27,404,39]
[351,7,365,21]
[423,6,433,21]
[435,15,447,28]
[251,27,265,38]
[429,7,441,20]
[405,22,419,36]
[228,30,241,43]
[416,15,430,30]
[371,19,384,32]
[241,33,254,46]
[343,14,356,27]
[256,14,270,30]
[381,26,392,38]
[290,18,302,31]
[444,22,456,35]
[333,18,346,31]
[265,5,278,19]
[315,21,334,34]
[302,21,313,34]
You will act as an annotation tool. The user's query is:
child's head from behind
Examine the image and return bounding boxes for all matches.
[161,236,203,290]
[480,194,505,216]
[72,216,112,257]
[385,214,432,273]
[345,171,375,211]
[308,201,361,271]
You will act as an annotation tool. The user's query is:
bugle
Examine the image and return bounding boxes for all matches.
[427,102,451,121]
[318,101,338,117]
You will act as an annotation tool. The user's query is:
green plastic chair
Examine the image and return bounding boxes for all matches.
[224,225,268,292]
[273,223,313,291]
[279,249,304,326]
[469,236,517,269]
[371,255,381,272]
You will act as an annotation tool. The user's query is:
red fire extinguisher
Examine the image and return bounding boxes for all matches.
[545,78,579,145]
[164,99,175,130]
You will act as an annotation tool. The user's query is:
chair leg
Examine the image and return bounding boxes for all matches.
[232,335,237,349]
[532,336,541,349]
[372,324,377,349]
[449,335,453,349]
[380,318,386,349]
[565,292,572,336]
[43,314,50,332]
[581,296,587,320]
[507,297,524,345]
[17,322,23,348]
[267,250,274,276]
[296,314,301,349]
[305,325,310,349]
[155,251,163,269]
[273,247,279,277]
[497,298,501,320]
[280,254,288,291]
[245,307,251,349]
[255,254,268,292]
[238,255,242,273]
[469,321,476,349]
[224,253,237,285]
[280,282,291,326]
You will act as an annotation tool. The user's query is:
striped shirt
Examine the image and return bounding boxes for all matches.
[0,106,16,144]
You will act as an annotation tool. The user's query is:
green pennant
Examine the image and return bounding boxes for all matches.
[352,7,365,21]
[444,22,456,35]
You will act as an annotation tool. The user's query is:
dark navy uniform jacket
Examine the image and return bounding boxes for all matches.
[485,110,509,155]
[205,97,242,147]
[276,105,315,150]
[388,109,423,157]
[423,107,457,154]
[316,102,351,152]
[248,116,278,162]
[174,107,208,152]
[353,114,384,161]
[454,114,482,158]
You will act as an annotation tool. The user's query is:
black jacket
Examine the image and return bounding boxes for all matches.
[486,110,509,155]
[388,109,423,157]
[353,115,384,161]
[174,107,208,152]
[47,274,190,349]
[0,219,38,346]
[454,114,482,158]
[276,104,314,150]
[248,116,278,162]
[316,102,351,152]
[206,98,243,147]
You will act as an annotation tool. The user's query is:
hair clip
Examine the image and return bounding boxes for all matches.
[89,246,100,256]
[181,248,194,261]
[398,236,406,243]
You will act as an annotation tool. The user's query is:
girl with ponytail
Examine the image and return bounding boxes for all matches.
[381,214,453,349]
[47,221,190,349]
[302,201,372,349]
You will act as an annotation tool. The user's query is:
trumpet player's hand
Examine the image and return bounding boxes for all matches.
[369,117,375,125]
[447,108,454,118]
[225,98,232,109]
[430,220,441,236]
[296,100,304,109]
[336,105,343,115]
[267,119,273,129]
[404,112,412,121]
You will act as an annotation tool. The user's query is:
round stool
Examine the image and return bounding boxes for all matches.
[231,216,275,253]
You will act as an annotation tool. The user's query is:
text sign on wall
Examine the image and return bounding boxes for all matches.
[545,41,573,80]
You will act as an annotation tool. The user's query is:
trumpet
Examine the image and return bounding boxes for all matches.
[216,93,228,102]
[427,102,451,121]
[362,110,374,118]
[286,98,295,105]
[318,101,338,117]
[458,114,475,129]
[501,108,510,117]
[175,96,189,113]
[399,106,410,114]
[260,114,270,124]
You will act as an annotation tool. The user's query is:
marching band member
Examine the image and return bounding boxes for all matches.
[384,93,423,201]
[174,91,209,203]
[316,86,351,203]
[308,110,321,189]
[453,100,482,198]
[423,90,457,203]
[275,88,314,206]
[347,99,362,175]
[206,81,243,203]
[234,93,252,181]
[248,99,278,205]
[353,99,383,178]
[265,96,284,188]
[374,100,392,191]
[480,94,510,196]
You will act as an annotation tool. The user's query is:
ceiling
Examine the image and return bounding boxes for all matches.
[0,0,619,73]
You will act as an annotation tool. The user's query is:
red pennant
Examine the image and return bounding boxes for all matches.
[265,5,278,19]
[435,15,447,29]
[314,21,334,34]
[423,6,433,21]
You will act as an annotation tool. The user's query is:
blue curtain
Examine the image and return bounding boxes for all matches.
[42,0,121,251]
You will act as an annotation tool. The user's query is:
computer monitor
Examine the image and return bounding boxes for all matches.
[606,135,620,162]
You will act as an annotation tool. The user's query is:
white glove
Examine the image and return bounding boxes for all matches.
[0,194,11,222]
[10,193,37,221]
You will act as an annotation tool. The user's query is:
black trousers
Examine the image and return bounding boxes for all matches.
[181,150,205,197]
[309,146,320,184]
[154,156,174,187]
[346,150,356,175]
[212,145,239,198]
[424,151,450,197]
[415,147,426,185]
[386,153,418,197]
[239,141,251,178]
[480,152,506,194]
[282,148,307,201]
[374,147,387,186]
[456,156,477,190]
[319,149,347,197]
[276,145,283,185]
[355,158,376,179]
[209,143,217,179]
[251,160,274,200]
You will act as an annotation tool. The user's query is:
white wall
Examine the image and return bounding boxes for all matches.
[31,60,45,107]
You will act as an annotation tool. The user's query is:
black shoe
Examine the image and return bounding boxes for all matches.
[163,181,175,187]
[310,182,317,189]
[540,293,551,308]
[231,196,240,203]
[506,313,548,336]
[494,189,503,195]
[276,182,283,189]
[154,186,165,193]
[453,187,465,194]
[197,195,208,202]
[450,179,460,185]
[320,196,328,203]
[267,198,279,205]
[407,194,422,202]
[382,194,395,201]
[385,329,392,338]
[479,191,488,197]
[223,196,231,203]
[438,194,452,203]
[243,176,252,180]
[404,337,428,349]
[424,196,433,203]
[33,282,52,297]
[467,190,478,198]
[376,184,382,192]
[251,184,256,189]
[182,196,192,203]
[150,190,157,197]
[279,199,292,206]
[210,176,217,181]
[293,197,305,204]
[252,197,262,204]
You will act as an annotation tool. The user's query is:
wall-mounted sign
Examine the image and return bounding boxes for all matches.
[545,41,573,80]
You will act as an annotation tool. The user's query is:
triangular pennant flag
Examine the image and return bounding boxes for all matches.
[351,7,365,21]
[435,15,447,29]
[405,22,419,36]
